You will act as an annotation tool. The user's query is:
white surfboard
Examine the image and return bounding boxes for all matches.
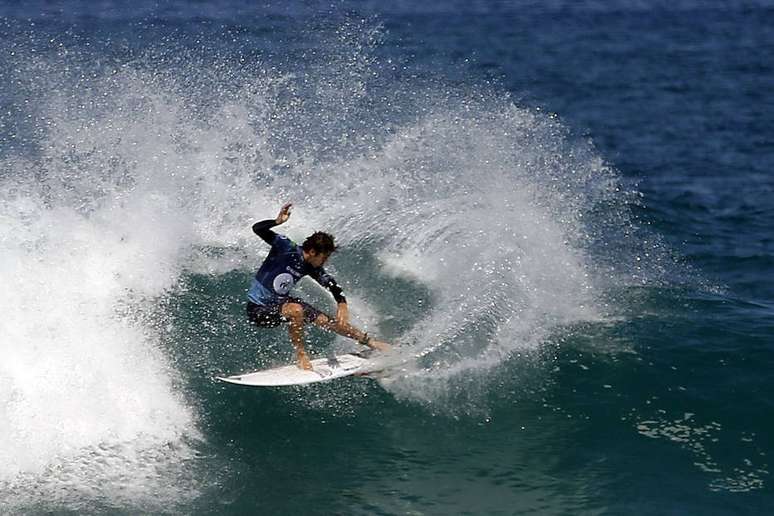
[216,353,372,387]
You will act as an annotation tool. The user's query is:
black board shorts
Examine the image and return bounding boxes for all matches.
[246,298,325,328]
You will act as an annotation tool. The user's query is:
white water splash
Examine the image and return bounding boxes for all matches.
[0,22,647,504]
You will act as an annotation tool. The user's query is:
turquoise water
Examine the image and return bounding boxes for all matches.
[1,2,772,514]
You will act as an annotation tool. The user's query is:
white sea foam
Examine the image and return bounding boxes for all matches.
[0,63,223,508]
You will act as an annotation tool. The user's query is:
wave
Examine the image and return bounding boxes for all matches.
[0,21,673,507]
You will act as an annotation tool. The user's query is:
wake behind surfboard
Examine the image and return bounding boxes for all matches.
[216,353,374,387]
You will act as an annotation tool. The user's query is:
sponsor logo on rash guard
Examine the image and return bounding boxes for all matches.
[273,273,295,295]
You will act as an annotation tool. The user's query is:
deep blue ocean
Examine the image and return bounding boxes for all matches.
[1,1,773,514]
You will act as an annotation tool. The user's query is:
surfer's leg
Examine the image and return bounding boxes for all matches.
[311,312,364,340]
[280,302,312,370]
[311,313,391,351]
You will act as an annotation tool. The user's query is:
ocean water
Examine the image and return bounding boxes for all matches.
[1,1,772,514]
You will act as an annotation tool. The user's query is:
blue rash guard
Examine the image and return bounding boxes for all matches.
[247,219,346,307]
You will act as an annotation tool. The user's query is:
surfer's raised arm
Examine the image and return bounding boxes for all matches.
[251,219,278,244]
[251,203,293,245]
[274,202,292,225]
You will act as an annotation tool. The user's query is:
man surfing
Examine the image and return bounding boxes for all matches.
[246,203,390,370]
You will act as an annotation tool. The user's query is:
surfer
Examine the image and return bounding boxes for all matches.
[246,202,391,370]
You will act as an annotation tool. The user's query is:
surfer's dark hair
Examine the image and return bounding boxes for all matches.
[302,231,337,255]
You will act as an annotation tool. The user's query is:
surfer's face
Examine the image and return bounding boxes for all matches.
[305,250,331,268]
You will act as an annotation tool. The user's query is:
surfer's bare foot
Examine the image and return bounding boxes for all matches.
[297,351,313,370]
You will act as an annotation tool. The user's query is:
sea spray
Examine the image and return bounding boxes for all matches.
[296,100,620,407]
[0,20,666,506]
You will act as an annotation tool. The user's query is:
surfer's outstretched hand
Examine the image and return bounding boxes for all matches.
[276,202,292,225]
